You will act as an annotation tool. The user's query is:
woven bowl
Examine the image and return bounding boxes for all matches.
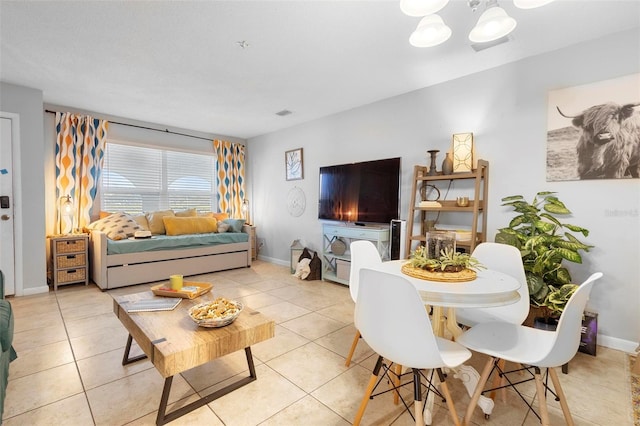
[188,300,243,328]
[331,238,347,255]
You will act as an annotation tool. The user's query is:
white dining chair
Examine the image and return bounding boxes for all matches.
[353,268,471,426]
[457,272,603,426]
[344,240,382,367]
[455,242,529,327]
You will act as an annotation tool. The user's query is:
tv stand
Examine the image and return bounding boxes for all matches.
[321,223,390,285]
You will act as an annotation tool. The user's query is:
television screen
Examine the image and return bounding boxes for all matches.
[318,157,401,224]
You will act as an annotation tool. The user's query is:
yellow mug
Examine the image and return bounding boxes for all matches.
[170,274,183,291]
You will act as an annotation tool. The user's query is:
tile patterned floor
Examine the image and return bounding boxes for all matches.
[4,261,634,425]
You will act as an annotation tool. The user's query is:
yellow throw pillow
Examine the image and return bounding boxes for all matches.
[145,210,175,235]
[175,208,198,217]
[132,214,150,231]
[199,212,230,222]
[163,216,218,236]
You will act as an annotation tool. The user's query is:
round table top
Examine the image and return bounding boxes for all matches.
[370,260,521,308]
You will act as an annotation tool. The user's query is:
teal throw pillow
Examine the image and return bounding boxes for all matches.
[223,219,246,233]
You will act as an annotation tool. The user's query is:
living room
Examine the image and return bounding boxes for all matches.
[0,1,639,423]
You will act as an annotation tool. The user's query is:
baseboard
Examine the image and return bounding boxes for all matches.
[22,285,50,296]
[257,255,288,268]
[598,334,639,354]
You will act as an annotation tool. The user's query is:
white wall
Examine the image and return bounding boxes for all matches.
[247,29,640,348]
[0,82,47,295]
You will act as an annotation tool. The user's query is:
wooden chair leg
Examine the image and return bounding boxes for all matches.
[437,368,461,426]
[393,363,402,405]
[489,358,507,402]
[463,357,494,426]
[413,369,424,426]
[354,356,382,426]
[345,330,360,367]
[533,367,551,426]
[549,367,575,426]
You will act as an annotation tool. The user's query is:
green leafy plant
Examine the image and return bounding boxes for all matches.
[495,191,592,315]
[409,246,484,272]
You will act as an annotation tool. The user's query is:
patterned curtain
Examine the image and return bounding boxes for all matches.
[55,112,108,233]
[213,140,246,218]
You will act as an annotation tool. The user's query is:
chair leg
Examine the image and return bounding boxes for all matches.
[489,359,507,402]
[354,356,383,426]
[345,330,361,367]
[393,363,402,405]
[533,367,551,426]
[463,357,494,426]
[437,368,461,426]
[413,369,424,426]
[548,367,575,426]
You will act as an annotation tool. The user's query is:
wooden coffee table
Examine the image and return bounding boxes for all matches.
[113,291,275,425]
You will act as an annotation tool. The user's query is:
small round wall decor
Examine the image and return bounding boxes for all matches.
[287,187,306,217]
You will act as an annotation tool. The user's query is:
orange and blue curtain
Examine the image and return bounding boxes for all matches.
[55,112,108,232]
[213,140,245,218]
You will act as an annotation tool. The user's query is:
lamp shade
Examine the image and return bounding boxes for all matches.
[452,133,474,172]
[410,14,452,47]
[400,0,449,17]
[513,0,554,9]
[468,5,517,43]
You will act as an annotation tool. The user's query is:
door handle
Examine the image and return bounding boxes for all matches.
[1,215,10,221]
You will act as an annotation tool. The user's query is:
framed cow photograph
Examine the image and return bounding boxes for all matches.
[546,73,640,181]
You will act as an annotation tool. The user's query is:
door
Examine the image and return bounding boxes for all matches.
[0,117,15,295]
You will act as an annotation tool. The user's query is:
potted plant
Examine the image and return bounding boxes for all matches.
[409,246,484,272]
[494,191,593,321]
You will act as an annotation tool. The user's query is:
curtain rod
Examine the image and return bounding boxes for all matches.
[44,109,213,142]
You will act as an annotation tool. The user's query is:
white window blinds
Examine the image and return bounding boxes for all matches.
[100,142,216,214]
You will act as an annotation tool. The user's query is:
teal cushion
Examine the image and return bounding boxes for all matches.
[0,301,14,355]
[223,219,246,233]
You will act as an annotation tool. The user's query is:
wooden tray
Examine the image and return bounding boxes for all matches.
[401,263,476,283]
[151,281,213,299]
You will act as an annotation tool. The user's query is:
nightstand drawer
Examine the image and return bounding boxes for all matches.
[56,253,87,268]
[57,268,86,284]
[55,238,86,254]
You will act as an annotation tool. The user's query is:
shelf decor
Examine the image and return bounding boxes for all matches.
[452,132,474,172]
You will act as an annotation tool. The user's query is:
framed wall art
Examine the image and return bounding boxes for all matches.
[547,73,639,181]
[285,148,304,181]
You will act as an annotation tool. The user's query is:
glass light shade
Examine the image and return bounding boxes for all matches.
[400,0,449,17]
[468,6,517,43]
[513,0,554,9]
[59,195,74,234]
[242,199,251,224]
[410,15,452,47]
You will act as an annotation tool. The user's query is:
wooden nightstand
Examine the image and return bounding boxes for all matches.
[48,234,89,290]
[250,226,257,260]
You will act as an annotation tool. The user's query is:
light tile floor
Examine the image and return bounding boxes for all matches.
[4,261,634,425]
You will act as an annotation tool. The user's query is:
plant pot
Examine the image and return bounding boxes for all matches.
[533,316,558,331]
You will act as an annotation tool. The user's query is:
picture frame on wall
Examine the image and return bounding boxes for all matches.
[547,73,639,181]
[285,148,304,181]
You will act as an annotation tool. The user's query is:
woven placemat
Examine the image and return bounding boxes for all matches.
[401,263,476,282]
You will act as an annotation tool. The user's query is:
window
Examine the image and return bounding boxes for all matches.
[100,142,216,214]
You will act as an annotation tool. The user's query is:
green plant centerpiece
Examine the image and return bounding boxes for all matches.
[495,191,592,318]
[409,246,484,273]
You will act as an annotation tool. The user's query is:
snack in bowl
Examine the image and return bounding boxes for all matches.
[188,297,243,327]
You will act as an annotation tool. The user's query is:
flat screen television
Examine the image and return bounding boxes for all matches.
[318,157,401,225]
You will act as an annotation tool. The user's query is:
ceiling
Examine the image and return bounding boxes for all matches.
[1,1,638,139]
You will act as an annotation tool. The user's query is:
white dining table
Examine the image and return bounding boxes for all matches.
[367,260,522,421]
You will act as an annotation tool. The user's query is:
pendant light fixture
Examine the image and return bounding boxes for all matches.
[410,14,452,47]
[401,0,554,47]
[400,0,449,17]
[468,1,517,43]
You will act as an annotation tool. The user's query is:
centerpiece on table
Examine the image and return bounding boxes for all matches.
[402,246,485,283]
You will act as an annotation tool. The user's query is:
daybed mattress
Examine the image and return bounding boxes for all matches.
[107,232,249,255]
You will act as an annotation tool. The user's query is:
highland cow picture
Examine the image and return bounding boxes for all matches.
[547,73,640,181]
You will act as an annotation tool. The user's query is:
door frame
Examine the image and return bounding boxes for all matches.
[0,112,23,296]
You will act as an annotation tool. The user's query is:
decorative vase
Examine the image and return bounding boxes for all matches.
[427,150,439,176]
[425,230,456,259]
[442,152,454,175]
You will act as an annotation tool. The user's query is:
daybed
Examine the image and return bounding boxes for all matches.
[88,212,252,290]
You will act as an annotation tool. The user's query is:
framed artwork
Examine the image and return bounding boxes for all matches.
[547,73,639,181]
[285,148,304,181]
[452,133,474,172]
